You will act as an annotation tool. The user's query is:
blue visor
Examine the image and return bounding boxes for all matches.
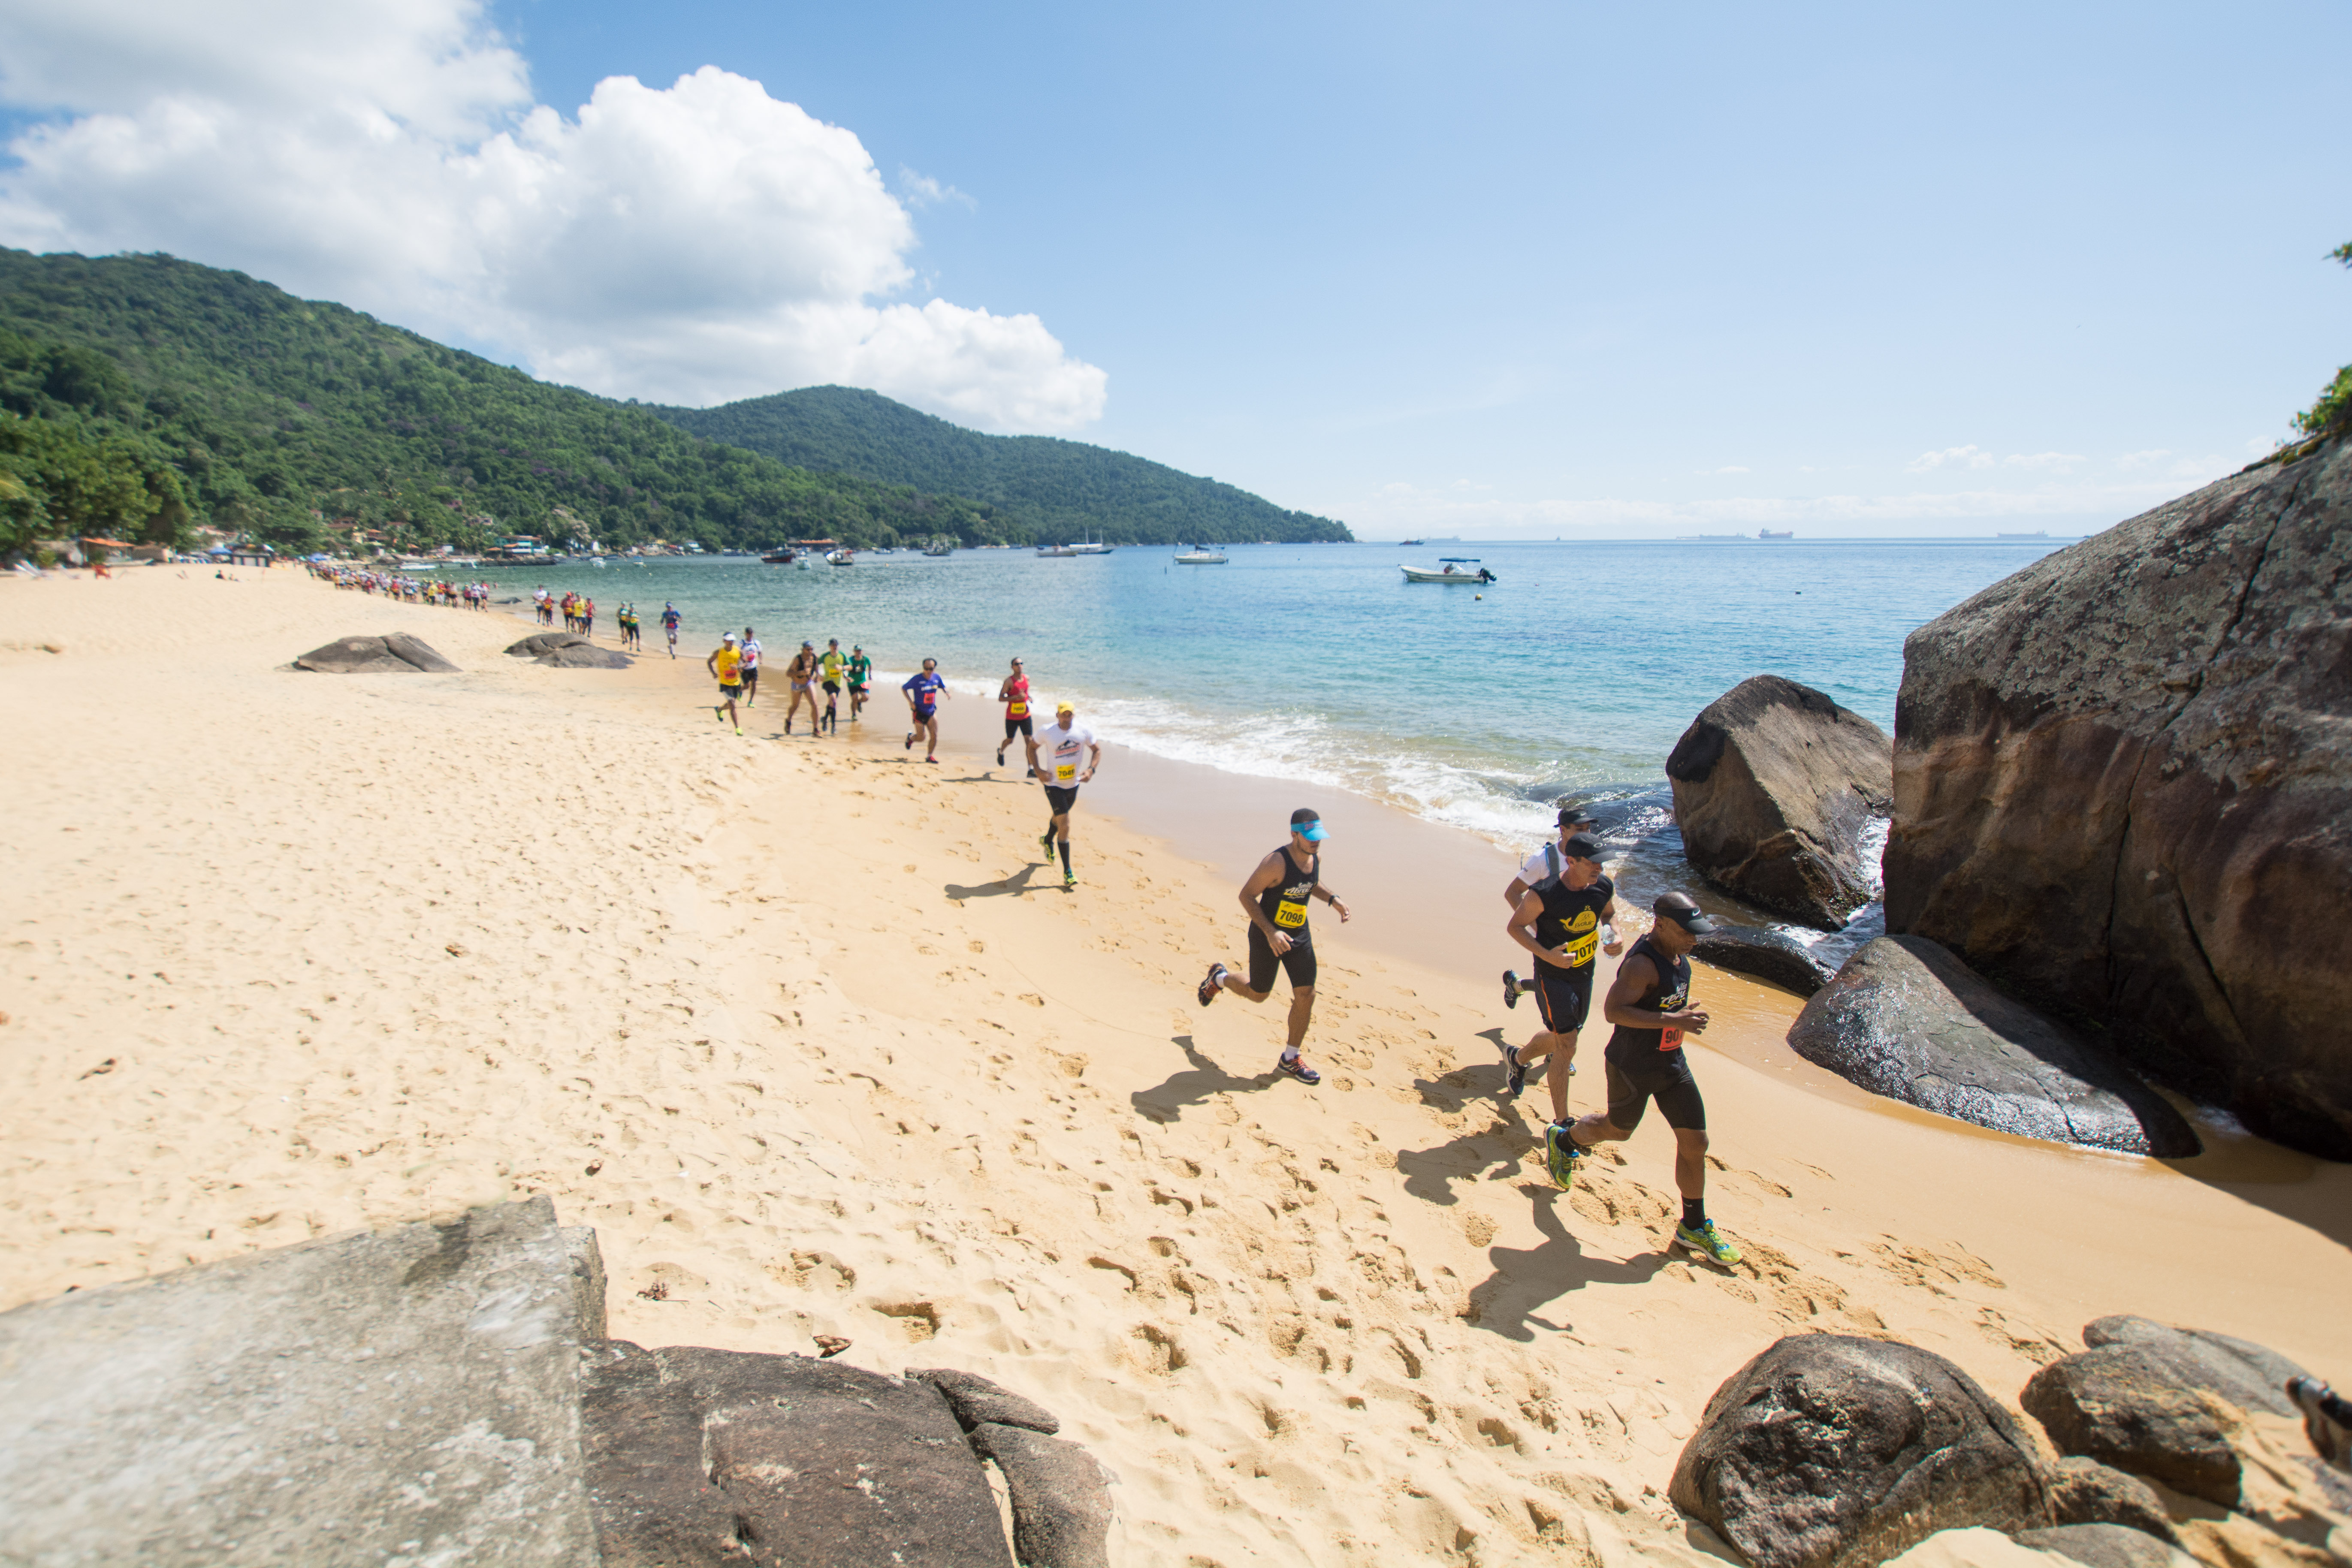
[1297,821,1328,841]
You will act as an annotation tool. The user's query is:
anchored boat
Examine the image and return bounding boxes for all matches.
[1401,558,1495,584]
[1174,546,1229,564]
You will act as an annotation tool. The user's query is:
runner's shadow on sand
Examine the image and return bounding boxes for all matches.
[1465,1189,1671,1342]
[1396,1111,1538,1207]
[945,865,1047,900]
[1132,1035,1278,1124]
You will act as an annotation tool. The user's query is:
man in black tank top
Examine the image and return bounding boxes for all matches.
[1197,808,1351,1086]
[1548,891,1743,1266]
[1501,832,1622,1125]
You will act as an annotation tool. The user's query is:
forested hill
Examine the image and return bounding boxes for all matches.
[652,386,1354,545]
[0,249,1008,555]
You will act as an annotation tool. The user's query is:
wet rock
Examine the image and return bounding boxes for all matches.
[968,1422,1113,1568]
[2014,1524,2201,1568]
[909,1367,1062,1434]
[582,1341,1011,1568]
[2047,1456,2181,1544]
[294,632,460,672]
[1693,924,1838,997]
[1787,936,2199,1156]
[1666,674,1893,929]
[2081,1316,2306,1417]
[2023,1345,2243,1507]
[1670,1333,2053,1568]
[1884,434,2352,1161]
[504,632,631,668]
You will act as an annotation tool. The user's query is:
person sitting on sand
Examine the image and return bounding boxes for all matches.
[1197,808,1351,1086]
[706,632,745,735]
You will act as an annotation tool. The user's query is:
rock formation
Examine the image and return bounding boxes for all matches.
[1786,936,2198,1156]
[2012,1523,2200,1568]
[1667,675,1893,929]
[1691,924,1838,997]
[505,632,631,669]
[294,632,460,672]
[1884,435,2352,1159]
[1670,1334,2053,1568]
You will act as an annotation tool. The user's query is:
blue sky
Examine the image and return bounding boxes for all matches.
[3,1,2347,536]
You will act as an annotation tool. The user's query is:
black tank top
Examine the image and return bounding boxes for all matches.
[1258,844,1319,942]
[1606,935,1691,1057]
[1532,874,1612,970]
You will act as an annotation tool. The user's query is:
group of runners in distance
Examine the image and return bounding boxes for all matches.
[317,566,493,608]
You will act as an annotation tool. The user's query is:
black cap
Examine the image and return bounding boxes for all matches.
[1561,832,1605,862]
[1557,803,1597,828]
[1654,893,1718,934]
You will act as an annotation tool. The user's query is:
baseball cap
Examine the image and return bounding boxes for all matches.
[1290,807,1328,842]
[1055,700,1075,715]
[1561,832,1605,862]
[1654,893,1717,934]
[802,640,813,649]
[1557,803,1598,828]
[722,632,737,642]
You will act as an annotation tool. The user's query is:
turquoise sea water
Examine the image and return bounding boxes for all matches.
[450,537,2070,953]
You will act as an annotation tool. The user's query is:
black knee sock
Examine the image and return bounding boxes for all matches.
[1682,1198,1706,1230]
[1058,841,1072,873]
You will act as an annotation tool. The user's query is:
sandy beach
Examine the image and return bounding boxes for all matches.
[3,565,2347,1566]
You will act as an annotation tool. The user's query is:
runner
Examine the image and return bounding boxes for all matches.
[1030,700,1100,888]
[1545,891,1741,1265]
[738,627,763,706]
[705,631,745,735]
[783,641,820,734]
[661,603,681,658]
[847,645,872,720]
[1196,808,1350,1085]
[533,585,552,625]
[996,657,1035,774]
[1499,832,1623,1126]
[619,603,640,651]
[902,657,948,761]
[1502,804,1600,1010]
[818,639,846,734]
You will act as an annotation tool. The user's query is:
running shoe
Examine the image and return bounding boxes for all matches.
[1276,1054,1321,1086]
[905,732,915,750]
[1543,1122,1582,1190]
[1502,1044,1527,1100]
[1674,1221,1742,1267]
[1197,962,1227,1007]
[1502,968,1521,1010]
[995,748,1006,766]
[1039,829,1057,854]
[1063,871,1078,890]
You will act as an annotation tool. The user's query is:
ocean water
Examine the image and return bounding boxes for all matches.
[449,537,2071,958]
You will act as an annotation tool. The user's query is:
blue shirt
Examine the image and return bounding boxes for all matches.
[903,672,946,711]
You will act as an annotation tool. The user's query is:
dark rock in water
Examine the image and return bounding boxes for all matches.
[2047,1457,2182,1544]
[1884,435,2352,1161]
[583,1341,1013,1567]
[967,1422,1113,1568]
[1670,1333,2053,1568]
[2015,1523,2201,1568]
[294,633,460,673]
[1787,936,2199,1157]
[909,1366,1062,1433]
[2022,1345,2243,1508]
[1667,675,1893,929]
[505,631,631,669]
[1693,925,1837,997]
[2082,1316,2306,1417]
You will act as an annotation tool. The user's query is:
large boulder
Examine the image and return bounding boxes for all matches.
[2047,1457,2182,1544]
[1884,436,2352,1160]
[909,1366,1063,1433]
[966,1422,1114,1568]
[294,631,460,672]
[1670,1334,2054,1568]
[2022,1345,2246,1507]
[1693,924,1839,997]
[2081,1315,2306,1418]
[1786,936,2199,1156]
[504,632,631,669]
[1667,675,1894,929]
[2013,1524,2200,1568]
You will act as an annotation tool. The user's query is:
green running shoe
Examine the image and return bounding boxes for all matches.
[1675,1220,1742,1266]
[1063,872,1078,890]
[1039,829,1057,854]
[1543,1123,1582,1190]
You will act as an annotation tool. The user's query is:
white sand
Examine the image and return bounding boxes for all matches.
[3,566,2346,1566]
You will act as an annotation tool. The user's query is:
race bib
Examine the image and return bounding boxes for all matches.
[1659,1026,1684,1052]
[1564,932,1599,966]
[1056,762,1077,783]
[1274,899,1308,929]
[1009,702,1029,717]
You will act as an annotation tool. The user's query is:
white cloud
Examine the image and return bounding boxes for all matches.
[2002,451,2084,472]
[897,167,974,211]
[1907,444,1998,472]
[0,0,1105,429]
[1711,464,1751,474]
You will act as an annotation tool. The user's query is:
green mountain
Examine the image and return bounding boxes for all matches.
[652,385,1354,546]
[0,248,1013,557]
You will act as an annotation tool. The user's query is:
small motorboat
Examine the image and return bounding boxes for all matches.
[1401,558,1495,584]
[1174,547,1229,564]
[762,550,796,565]
[922,540,955,557]
[1036,544,1079,558]
[825,548,856,566]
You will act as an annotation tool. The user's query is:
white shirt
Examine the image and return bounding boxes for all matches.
[740,638,761,669]
[1036,722,1097,785]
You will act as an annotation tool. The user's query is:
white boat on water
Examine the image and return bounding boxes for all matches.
[1040,530,1113,556]
[1036,544,1079,557]
[1174,547,1229,564]
[1401,557,1495,584]
[825,548,855,566]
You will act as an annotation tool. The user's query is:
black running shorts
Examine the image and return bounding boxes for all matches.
[1532,962,1594,1034]
[1045,784,1079,814]
[1247,924,1316,992]
[1603,1048,1706,1132]
[1003,715,1034,739]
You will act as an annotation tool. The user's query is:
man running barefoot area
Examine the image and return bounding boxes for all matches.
[1031,701,1099,888]
[1547,892,1741,1265]
[1503,804,1598,1008]
[903,659,948,761]
[847,646,872,719]
[738,627,762,706]
[706,632,745,734]
[1501,832,1623,1127]
[996,657,1035,774]
[1197,808,1350,1086]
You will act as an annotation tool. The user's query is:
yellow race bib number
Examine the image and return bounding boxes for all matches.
[1009,701,1029,717]
[1274,899,1308,928]
[1564,932,1598,966]
[1056,763,1077,782]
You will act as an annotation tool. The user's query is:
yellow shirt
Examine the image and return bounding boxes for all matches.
[714,648,741,682]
